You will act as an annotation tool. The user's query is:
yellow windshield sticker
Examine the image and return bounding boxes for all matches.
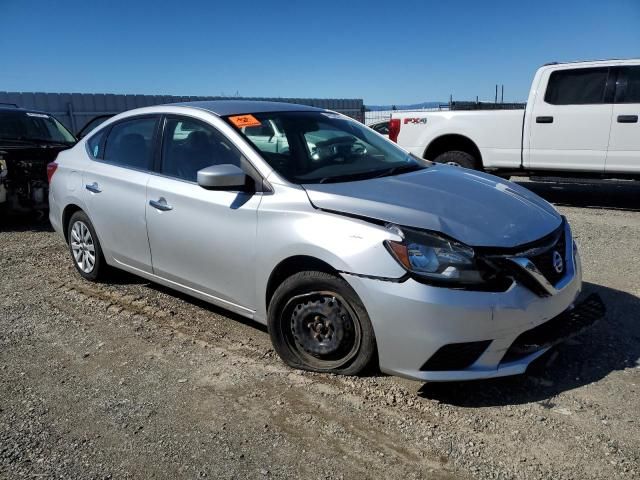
[229,114,261,128]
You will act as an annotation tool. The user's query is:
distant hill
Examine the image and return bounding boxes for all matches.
[366,101,443,111]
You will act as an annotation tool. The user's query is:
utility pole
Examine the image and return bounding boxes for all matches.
[501,85,504,103]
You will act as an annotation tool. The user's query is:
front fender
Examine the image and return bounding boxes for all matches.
[254,183,405,322]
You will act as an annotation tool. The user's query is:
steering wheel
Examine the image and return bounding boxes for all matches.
[312,136,366,164]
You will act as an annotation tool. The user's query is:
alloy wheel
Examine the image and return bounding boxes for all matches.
[70,221,96,274]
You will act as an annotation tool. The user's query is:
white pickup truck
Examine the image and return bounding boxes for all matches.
[390,59,640,179]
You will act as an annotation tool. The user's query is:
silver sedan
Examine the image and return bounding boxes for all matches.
[48,101,604,381]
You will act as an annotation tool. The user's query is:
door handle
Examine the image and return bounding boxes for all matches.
[536,116,554,124]
[85,182,102,193]
[149,197,173,211]
[617,115,638,123]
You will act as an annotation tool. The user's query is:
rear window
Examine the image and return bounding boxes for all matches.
[544,68,609,105]
[0,110,76,144]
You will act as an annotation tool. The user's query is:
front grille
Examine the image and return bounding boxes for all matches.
[480,219,570,297]
[420,340,492,371]
[528,229,566,286]
[502,293,605,363]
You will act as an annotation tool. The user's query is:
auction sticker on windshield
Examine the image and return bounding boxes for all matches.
[228,114,261,128]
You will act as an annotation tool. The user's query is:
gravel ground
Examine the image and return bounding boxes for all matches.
[1,178,639,479]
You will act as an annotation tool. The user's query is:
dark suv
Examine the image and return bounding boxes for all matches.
[0,105,76,216]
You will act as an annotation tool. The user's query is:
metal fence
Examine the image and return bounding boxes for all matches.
[0,91,364,133]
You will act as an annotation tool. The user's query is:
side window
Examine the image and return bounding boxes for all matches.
[544,68,609,105]
[161,117,243,182]
[615,66,640,104]
[87,130,105,159]
[103,117,157,170]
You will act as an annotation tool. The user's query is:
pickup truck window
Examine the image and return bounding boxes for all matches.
[615,66,640,104]
[544,67,609,105]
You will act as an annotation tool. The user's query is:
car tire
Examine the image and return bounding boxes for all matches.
[268,271,376,376]
[67,211,106,281]
[433,150,477,169]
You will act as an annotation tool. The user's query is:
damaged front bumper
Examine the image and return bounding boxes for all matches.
[344,242,604,382]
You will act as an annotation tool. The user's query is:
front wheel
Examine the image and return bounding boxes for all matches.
[433,150,478,169]
[268,271,376,375]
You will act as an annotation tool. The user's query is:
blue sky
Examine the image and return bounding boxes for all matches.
[2,0,639,104]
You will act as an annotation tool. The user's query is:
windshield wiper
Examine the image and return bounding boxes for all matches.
[372,163,424,179]
[316,170,389,184]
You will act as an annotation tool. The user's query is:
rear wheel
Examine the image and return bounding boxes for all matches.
[433,150,477,169]
[67,211,106,281]
[268,271,376,375]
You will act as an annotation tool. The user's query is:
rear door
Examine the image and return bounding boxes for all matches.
[145,115,262,311]
[527,66,613,172]
[606,65,640,173]
[83,115,159,273]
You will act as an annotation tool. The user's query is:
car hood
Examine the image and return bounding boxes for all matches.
[302,165,562,248]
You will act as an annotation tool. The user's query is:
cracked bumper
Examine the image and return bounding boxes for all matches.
[344,250,597,382]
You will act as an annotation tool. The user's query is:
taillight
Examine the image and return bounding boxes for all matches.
[388,118,401,143]
[47,161,58,183]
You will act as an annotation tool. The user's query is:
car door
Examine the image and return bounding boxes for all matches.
[145,115,262,311]
[527,66,613,172]
[606,65,640,174]
[82,115,159,273]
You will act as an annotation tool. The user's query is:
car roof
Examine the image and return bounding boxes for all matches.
[170,100,328,116]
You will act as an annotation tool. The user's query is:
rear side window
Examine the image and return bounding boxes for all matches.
[615,66,640,104]
[87,130,105,159]
[544,68,609,105]
[103,117,157,170]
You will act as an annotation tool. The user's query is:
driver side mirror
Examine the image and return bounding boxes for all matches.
[197,164,248,190]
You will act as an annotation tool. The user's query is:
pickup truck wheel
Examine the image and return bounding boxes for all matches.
[268,271,376,376]
[433,151,477,169]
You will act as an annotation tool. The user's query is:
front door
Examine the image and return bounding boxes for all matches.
[145,115,261,311]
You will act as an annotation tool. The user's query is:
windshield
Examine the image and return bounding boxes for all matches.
[0,110,76,145]
[226,111,427,184]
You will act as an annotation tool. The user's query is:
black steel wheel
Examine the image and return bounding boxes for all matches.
[268,271,376,375]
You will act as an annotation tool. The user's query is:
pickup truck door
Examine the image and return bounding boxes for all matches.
[606,66,640,174]
[526,67,613,172]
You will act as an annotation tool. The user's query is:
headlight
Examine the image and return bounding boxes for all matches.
[384,224,486,285]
